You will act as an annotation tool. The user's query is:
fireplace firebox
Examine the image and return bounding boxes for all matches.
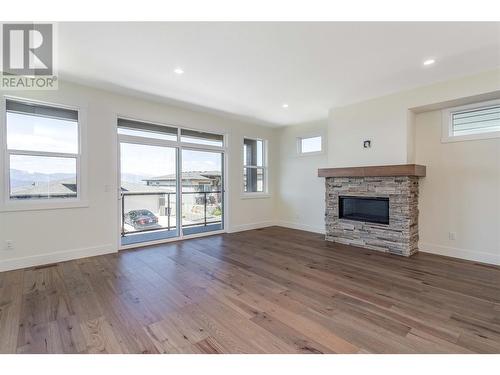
[339,196,389,225]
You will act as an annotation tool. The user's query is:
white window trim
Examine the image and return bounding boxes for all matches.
[297,134,324,156]
[441,98,500,143]
[241,137,269,198]
[0,96,88,212]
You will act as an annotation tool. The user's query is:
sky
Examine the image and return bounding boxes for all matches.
[10,154,76,175]
[7,112,78,154]
[120,143,222,179]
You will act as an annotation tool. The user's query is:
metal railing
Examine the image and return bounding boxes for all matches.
[121,190,222,236]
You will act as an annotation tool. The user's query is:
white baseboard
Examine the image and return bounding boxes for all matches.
[4,233,495,274]
[275,220,325,234]
[228,220,326,235]
[0,244,117,272]
[419,242,500,266]
[227,221,275,233]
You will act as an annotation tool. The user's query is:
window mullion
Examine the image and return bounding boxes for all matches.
[7,149,78,158]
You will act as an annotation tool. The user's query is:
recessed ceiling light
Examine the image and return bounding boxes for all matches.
[423,59,435,66]
[282,104,289,108]
[174,68,184,75]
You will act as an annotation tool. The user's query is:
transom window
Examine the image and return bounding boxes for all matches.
[442,99,500,142]
[117,118,225,148]
[5,99,80,202]
[243,138,266,194]
[117,118,178,141]
[181,128,224,147]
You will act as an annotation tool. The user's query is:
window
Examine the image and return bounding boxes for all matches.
[442,99,500,142]
[298,135,322,154]
[118,118,178,142]
[4,99,80,202]
[243,138,266,194]
[181,129,224,147]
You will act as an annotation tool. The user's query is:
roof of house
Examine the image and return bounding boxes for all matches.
[145,170,221,182]
[121,181,174,193]
[11,178,78,197]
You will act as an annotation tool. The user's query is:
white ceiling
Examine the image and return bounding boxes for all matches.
[58,22,500,126]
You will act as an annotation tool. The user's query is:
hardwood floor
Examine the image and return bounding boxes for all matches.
[1,226,499,354]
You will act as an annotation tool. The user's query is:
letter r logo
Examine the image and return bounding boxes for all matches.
[2,24,53,76]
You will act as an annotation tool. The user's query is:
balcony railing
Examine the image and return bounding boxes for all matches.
[121,190,222,236]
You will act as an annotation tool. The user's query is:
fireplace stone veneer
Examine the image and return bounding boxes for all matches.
[324,175,420,257]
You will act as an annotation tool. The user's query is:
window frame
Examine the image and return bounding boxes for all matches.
[297,135,323,155]
[441,99,500,143]
[1,96,88,212]
[116,114,228,248]
[242,137,269,198]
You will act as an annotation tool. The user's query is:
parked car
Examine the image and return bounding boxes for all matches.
[124,209,160,230]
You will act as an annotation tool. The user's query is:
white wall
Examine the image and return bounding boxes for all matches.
[276,120,328,234]
[415,110,500,265]
[328,69,500,167]
[0,81,277,271]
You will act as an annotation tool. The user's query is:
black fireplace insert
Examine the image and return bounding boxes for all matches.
[339,196,389,224]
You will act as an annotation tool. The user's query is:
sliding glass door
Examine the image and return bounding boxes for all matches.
[120,142,178,246]
[118,119,225,247]
[181,149,224,235]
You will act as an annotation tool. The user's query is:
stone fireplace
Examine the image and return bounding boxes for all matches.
[318,164,426,257]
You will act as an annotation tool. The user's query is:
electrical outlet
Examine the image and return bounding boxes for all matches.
[5,240,13,250]
[448,232,456,241]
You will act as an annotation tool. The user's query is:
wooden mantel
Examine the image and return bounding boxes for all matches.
[318,164,426,178]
